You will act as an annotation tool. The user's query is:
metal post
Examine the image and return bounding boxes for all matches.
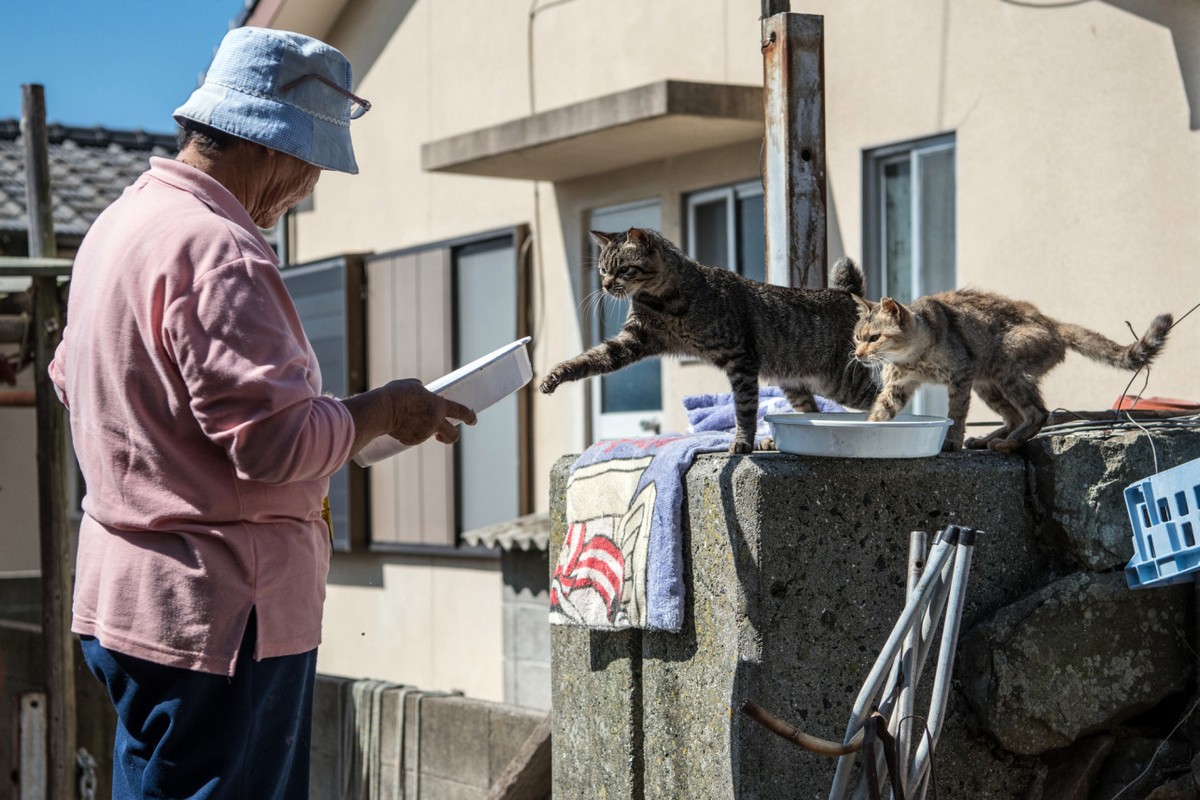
[19,693,47,800]
[22,83,75,800]
[760,0,790,18]
[761,12,827,288]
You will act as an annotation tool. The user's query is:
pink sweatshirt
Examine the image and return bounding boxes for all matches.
[50,157,355,676]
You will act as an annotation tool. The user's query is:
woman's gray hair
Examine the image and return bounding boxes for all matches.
[176,119,237,158]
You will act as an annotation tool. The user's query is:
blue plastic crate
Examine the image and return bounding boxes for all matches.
[1124,456,1200,589]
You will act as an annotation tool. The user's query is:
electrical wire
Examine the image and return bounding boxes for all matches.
[1033,298,1200,474]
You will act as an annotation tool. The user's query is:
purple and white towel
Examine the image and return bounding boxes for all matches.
[549,389,842,632]
[683,386,844,437]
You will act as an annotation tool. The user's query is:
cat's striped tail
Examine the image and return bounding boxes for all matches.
[1059,313,1173,370]
[830,257,864,295]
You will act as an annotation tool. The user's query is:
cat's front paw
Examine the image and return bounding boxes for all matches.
[728,439,754,455]
[539,372,563,394]
[756,437,777,452]
[941,438,963,453]
[963,436,991,450]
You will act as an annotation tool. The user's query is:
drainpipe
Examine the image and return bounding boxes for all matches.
[761,6,828,288]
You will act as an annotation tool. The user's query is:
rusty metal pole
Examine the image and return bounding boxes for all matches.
[761,11,827,288]
[22,83,75,800]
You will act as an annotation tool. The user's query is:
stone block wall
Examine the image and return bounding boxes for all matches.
[310,675,545,800]
[550,428,1200,799]
[502,548,553,710]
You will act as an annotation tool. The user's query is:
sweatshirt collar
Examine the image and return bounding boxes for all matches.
[145,157,274,253]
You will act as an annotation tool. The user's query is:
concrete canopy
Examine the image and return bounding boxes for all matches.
[420,80,764,182]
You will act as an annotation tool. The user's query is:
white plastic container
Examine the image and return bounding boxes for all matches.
[764,412,952,459]
[352,337,533,467]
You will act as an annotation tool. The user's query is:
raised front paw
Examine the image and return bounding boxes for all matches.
[539,372,563,394]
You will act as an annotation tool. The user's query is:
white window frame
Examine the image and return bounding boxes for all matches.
[863,134,956,417]
[685,180,764,277]
[864,134,956,301]
[587,199,663,441]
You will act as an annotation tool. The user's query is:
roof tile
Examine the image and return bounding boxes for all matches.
[0,120,176,239]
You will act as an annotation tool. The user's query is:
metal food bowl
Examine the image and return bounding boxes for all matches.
[764,412,953,458]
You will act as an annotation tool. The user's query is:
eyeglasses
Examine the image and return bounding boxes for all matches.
[280,73,372,119]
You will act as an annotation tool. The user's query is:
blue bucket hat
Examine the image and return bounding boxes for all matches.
[173,27,367,174]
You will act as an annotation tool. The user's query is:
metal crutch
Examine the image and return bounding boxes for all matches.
[835,526,979,800]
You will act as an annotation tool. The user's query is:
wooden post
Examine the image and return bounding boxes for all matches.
[761,13,827,288]
[22,83,75,800]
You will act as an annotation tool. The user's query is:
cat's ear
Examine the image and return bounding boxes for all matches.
[589,230,614,247]
[880,297,909,323]
[853,294,873,318]
[627,227,646,246]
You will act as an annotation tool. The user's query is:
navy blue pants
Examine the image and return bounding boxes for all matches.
[80,611,316,800]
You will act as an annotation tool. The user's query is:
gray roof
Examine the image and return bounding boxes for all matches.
[461,511,550,552]
[0,119,176,238]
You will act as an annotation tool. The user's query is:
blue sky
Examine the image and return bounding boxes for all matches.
[1,2,250,133]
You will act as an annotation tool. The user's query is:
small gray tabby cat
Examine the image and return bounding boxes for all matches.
[539,227,879,453]
[851,289,1173,453]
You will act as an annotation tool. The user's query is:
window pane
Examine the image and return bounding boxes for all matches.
[282,260,353,550]
[882,158,913,302]
[736,192,765,283]
[589,202,662,420]
[601,356,661,412]
[598,293,660,412]
[455,239,520,532]
[917,147,956,294]
[692,198,729,269]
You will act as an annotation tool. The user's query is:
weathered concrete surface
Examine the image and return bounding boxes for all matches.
[1025,428,1200,571]
[553,448,1054,799]
[960,570,1193,756]
[549,456,643,800]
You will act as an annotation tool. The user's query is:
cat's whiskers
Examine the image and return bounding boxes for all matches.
[578,288,606,329]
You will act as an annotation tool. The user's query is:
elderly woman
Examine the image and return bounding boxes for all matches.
[49,27,473,800]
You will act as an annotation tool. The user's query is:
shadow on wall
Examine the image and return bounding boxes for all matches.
[1005,0,1200,130]
[330,0,418,83]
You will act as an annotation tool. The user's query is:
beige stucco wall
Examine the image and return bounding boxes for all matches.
[813,0,1200,414]
[269,0,1199,697]
[316,555,504,697]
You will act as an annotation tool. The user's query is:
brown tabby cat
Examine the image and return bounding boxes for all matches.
[851,289,1173,453]
[539,227,878,453]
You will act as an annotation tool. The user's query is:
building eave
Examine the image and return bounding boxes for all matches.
[421,80,764,183]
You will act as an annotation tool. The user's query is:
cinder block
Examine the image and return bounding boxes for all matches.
[402,772,486,800]
[413,696,490,788]
[513,661,551,711]
[486,704,545,784]
[513,602,552,663]
[310,675,350,796]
